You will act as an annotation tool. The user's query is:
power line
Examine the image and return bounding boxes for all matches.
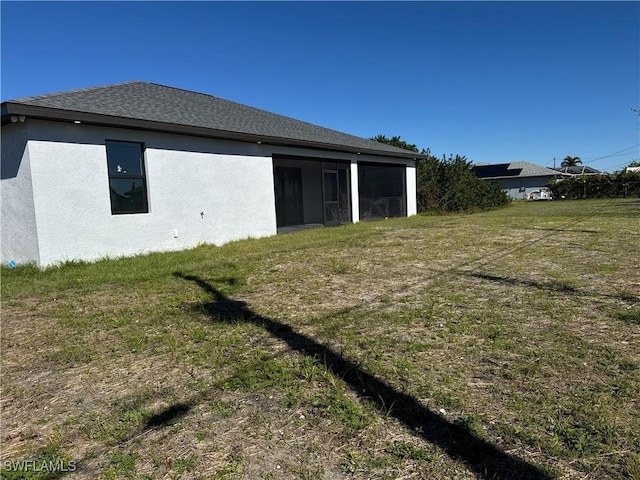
[609,158,640,171]
[581,144,640,164]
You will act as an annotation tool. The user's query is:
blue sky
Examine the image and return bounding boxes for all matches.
[2,1,638,172]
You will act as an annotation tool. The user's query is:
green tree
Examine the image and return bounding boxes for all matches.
[561,156,583,168]
[371,134,419,153]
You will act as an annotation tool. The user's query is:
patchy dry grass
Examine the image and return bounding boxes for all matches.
[1,199,639,479]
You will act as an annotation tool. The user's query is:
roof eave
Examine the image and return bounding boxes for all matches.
[1,103,423,161]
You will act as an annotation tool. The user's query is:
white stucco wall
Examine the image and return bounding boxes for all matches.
[17,121,277,266]
[1,123,40,265]
[1,119,418,267]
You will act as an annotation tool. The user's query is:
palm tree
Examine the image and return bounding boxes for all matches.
[561,156,582,168]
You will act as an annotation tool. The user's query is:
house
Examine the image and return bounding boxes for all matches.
[1,82,422,267]
[472,161,563,200]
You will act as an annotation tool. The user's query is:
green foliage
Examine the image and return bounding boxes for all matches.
[385,441,434,461]
[547,170,640,200]
[454,414,484,439]
[340,451,363,474]
[214,450,243,478]
[416,152,510,212]
[370,134,419,153]
[551,408,616,457]
[372,135,510,213]
[85,404,153,446]
[561,156,582,168]
[624,452,640,479]
[102,452,137,480]
[614,307,640,325]
[173,455,196,475]
[315,392,371,435]
[222,356,295,391]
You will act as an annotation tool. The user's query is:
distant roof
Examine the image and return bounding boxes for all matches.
[472,161,561,179]
[552,166,601,175]
[1,81,422,160]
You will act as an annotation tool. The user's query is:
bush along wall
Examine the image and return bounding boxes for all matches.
[547,171,640,200]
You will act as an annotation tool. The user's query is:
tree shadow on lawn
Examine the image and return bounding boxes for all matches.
[519,226,600,235]
[463,272,640,304]
[173,272,551,480]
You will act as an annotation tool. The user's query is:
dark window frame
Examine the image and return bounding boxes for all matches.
[105,140,149,215]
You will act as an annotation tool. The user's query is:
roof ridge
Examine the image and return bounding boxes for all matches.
[144,81,226,100]
[9,80,144,103]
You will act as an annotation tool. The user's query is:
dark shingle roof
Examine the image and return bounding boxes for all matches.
[1,81,421,159]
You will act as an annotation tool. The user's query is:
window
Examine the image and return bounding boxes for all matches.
[105,141,148,214]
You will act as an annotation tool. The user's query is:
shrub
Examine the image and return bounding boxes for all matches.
[548,171,640,200]
[416,153,510,212]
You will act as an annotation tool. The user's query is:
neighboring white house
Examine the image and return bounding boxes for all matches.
[1,82,421,267]
[472,161,564,200]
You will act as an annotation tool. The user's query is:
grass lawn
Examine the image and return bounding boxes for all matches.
[1,199,639,479]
